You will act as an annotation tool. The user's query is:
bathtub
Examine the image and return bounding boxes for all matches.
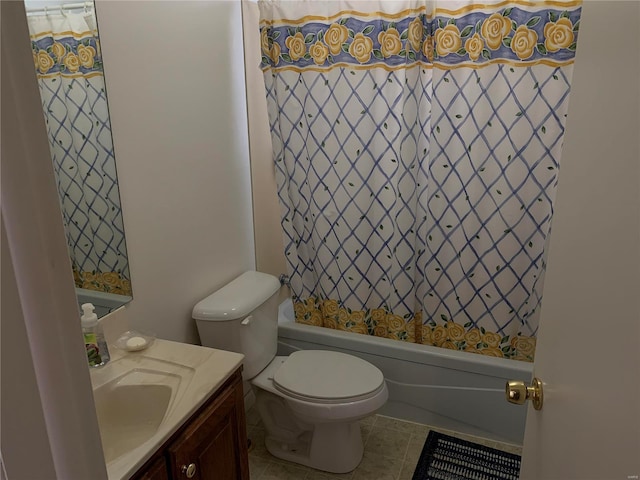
[276,299,533,445]
[76,288,132,318]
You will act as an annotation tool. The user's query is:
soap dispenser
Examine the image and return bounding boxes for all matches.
[81,303,110,367]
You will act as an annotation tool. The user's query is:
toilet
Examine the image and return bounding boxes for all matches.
[192,271,388,473]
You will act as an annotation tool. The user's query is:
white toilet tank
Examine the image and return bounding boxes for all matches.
[192,271,281,379]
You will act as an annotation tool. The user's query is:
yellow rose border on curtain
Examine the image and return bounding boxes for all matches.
[31,28,103,78]
[72,267,133,297]
[294,297,536,362]
[260,2,580,72]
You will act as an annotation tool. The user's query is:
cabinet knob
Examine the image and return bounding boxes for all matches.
[181,463,197,478]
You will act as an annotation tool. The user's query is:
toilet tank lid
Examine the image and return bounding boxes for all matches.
[192,271,281,321]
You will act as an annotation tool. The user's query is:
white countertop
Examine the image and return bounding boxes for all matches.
[90,339,244,480]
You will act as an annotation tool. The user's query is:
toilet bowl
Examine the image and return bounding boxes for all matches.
[251,352,388,472]
[193,271,388,473]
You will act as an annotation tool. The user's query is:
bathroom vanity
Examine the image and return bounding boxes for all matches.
[89,339,249,479]
[132,367,249,480]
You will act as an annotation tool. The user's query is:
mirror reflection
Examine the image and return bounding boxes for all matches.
[25,0,132,317]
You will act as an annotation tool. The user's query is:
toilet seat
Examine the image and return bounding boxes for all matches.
[272,350,385,404]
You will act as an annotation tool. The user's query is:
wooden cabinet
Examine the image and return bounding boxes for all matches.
[132,368,249,480]
[135,457,169,480]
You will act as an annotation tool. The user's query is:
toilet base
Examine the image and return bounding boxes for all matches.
[254,388,365,473]
[250,355,388,473]
[264,420,363,474]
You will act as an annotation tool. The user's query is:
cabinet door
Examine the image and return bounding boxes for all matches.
[167,380,249,480]
[135,457,170,480]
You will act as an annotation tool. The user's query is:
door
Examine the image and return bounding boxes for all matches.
[518,2,640,479]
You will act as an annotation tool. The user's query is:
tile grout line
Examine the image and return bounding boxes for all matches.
[395,429,418,480]
[369,416,417,480]
[361,415,376,448]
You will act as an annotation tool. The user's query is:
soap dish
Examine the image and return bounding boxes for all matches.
[114,330,155,352]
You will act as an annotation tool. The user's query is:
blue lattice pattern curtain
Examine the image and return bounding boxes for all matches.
[260,0,581,362]
[28,11,131,296]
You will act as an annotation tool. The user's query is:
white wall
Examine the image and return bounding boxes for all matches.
[2,2,106,477]
[95,0,255,343]
[242,1,287,281]
[1,218,58,479]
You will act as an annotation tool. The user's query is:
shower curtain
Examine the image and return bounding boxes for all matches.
[27,10,131,296]
[260,0,581,361]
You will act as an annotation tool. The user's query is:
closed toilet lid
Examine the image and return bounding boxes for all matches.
[273,350,384,402]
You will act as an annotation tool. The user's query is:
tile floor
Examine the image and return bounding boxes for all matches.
[245,408,522,480]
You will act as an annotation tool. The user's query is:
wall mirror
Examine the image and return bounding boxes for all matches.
[24,0,132,318]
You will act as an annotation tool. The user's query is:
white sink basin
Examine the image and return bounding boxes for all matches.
[88,339,244,480]
[96,384,171,463]
[90,354,195,463]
